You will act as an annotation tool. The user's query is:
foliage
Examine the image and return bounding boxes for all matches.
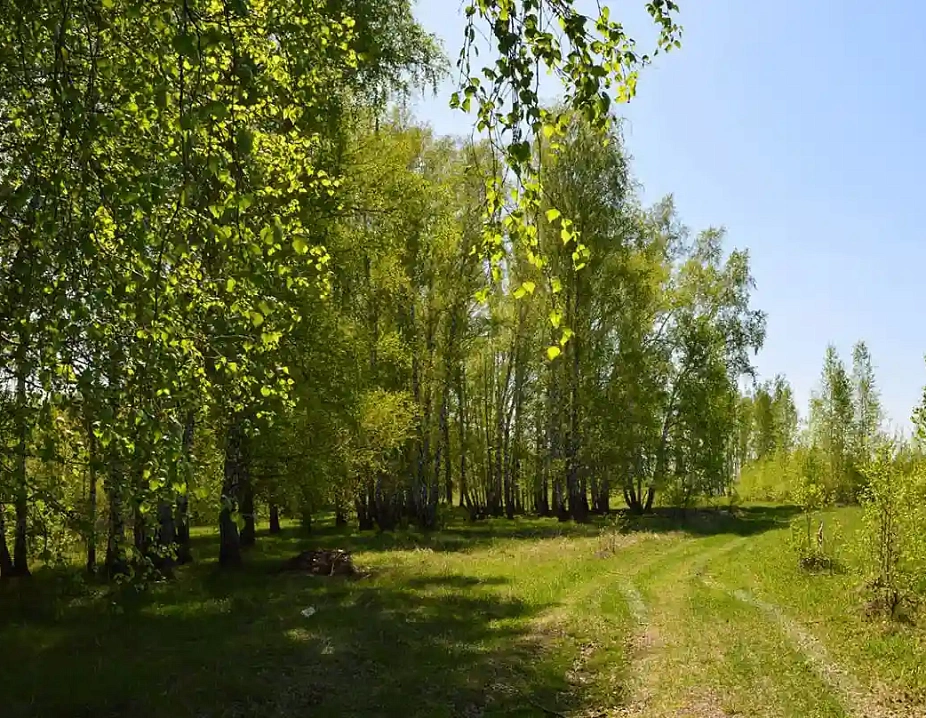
[454,1,682,355]
[0,0,832,584]
[736,342,887,509]
[737,452,801,503]
[857,442,925,620]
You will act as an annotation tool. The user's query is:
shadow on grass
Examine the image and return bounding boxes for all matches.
[0,558,583,718]
[0,504,801,718]
[615,504,803,538]
[185,514,609,560]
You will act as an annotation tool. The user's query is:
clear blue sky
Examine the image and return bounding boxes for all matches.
[410,0,926,431]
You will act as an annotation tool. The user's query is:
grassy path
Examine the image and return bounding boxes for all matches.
[590,508,922,718]
[610,534,848,717]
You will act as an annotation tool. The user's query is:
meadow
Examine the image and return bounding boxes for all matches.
[2,505,924,718]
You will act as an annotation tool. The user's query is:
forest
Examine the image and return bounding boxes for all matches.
[3,1,926,717]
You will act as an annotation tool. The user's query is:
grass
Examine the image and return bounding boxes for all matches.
[1,504,925,717]
[708,506,926,714]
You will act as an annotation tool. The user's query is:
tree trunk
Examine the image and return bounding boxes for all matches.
[335,498,347,528]
[442,403,452,506]
[133,491,147,558]
[624,482,645,514]
[494,359,506,518]
[536,399,549,516]
[103,354,128,577]
[508,325,526,520]
[175,411,194,564]
[219,420,244,568]
[438,388,450,506]
[502,407,514,520]
[595,476,610,514]
[457,365,468,508]
[555,478,569,522]
[269,503,281,534]
[356,476,375,530]
[105,486,127,578]
[566,290,588,524]
[442,312,457,505]
[644,485,656,513]
[239,481,255,548]
[549,358,568,523]
[155,500,175,577]
[12,358,30,577]
[175,493,192,565]
[0,506,13,578]
[485,353,502,517]
[374,471,399,531]
[86,421,98,574]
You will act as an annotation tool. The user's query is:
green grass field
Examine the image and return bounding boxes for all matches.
[1,505,924,717]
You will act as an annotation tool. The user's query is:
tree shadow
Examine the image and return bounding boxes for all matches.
[614,505,802,538]
[0,565,597,718]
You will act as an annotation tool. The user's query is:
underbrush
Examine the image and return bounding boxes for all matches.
[788,515,842,573]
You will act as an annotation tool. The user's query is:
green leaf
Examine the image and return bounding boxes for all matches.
[250,311,264,327]
[172,33,197,58]
[260,386,272,397]
[545,208,561,223]
[522,280,536,295]
[226,278,236,292]
[547,345,561,361]
[236,127,254,155]
[292,237,308,254]
[204,100,228,120]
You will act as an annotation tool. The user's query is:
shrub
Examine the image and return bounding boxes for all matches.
[857,442,926,621]
[788,470,840,572]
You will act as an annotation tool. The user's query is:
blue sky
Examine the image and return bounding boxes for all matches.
[410,0,926,431]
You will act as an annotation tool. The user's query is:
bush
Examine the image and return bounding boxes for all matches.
[788,513,841,573]
[857,442,926,621]
[788,470,841,572]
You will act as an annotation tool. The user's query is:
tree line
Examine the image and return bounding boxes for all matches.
[736,341,891,504]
